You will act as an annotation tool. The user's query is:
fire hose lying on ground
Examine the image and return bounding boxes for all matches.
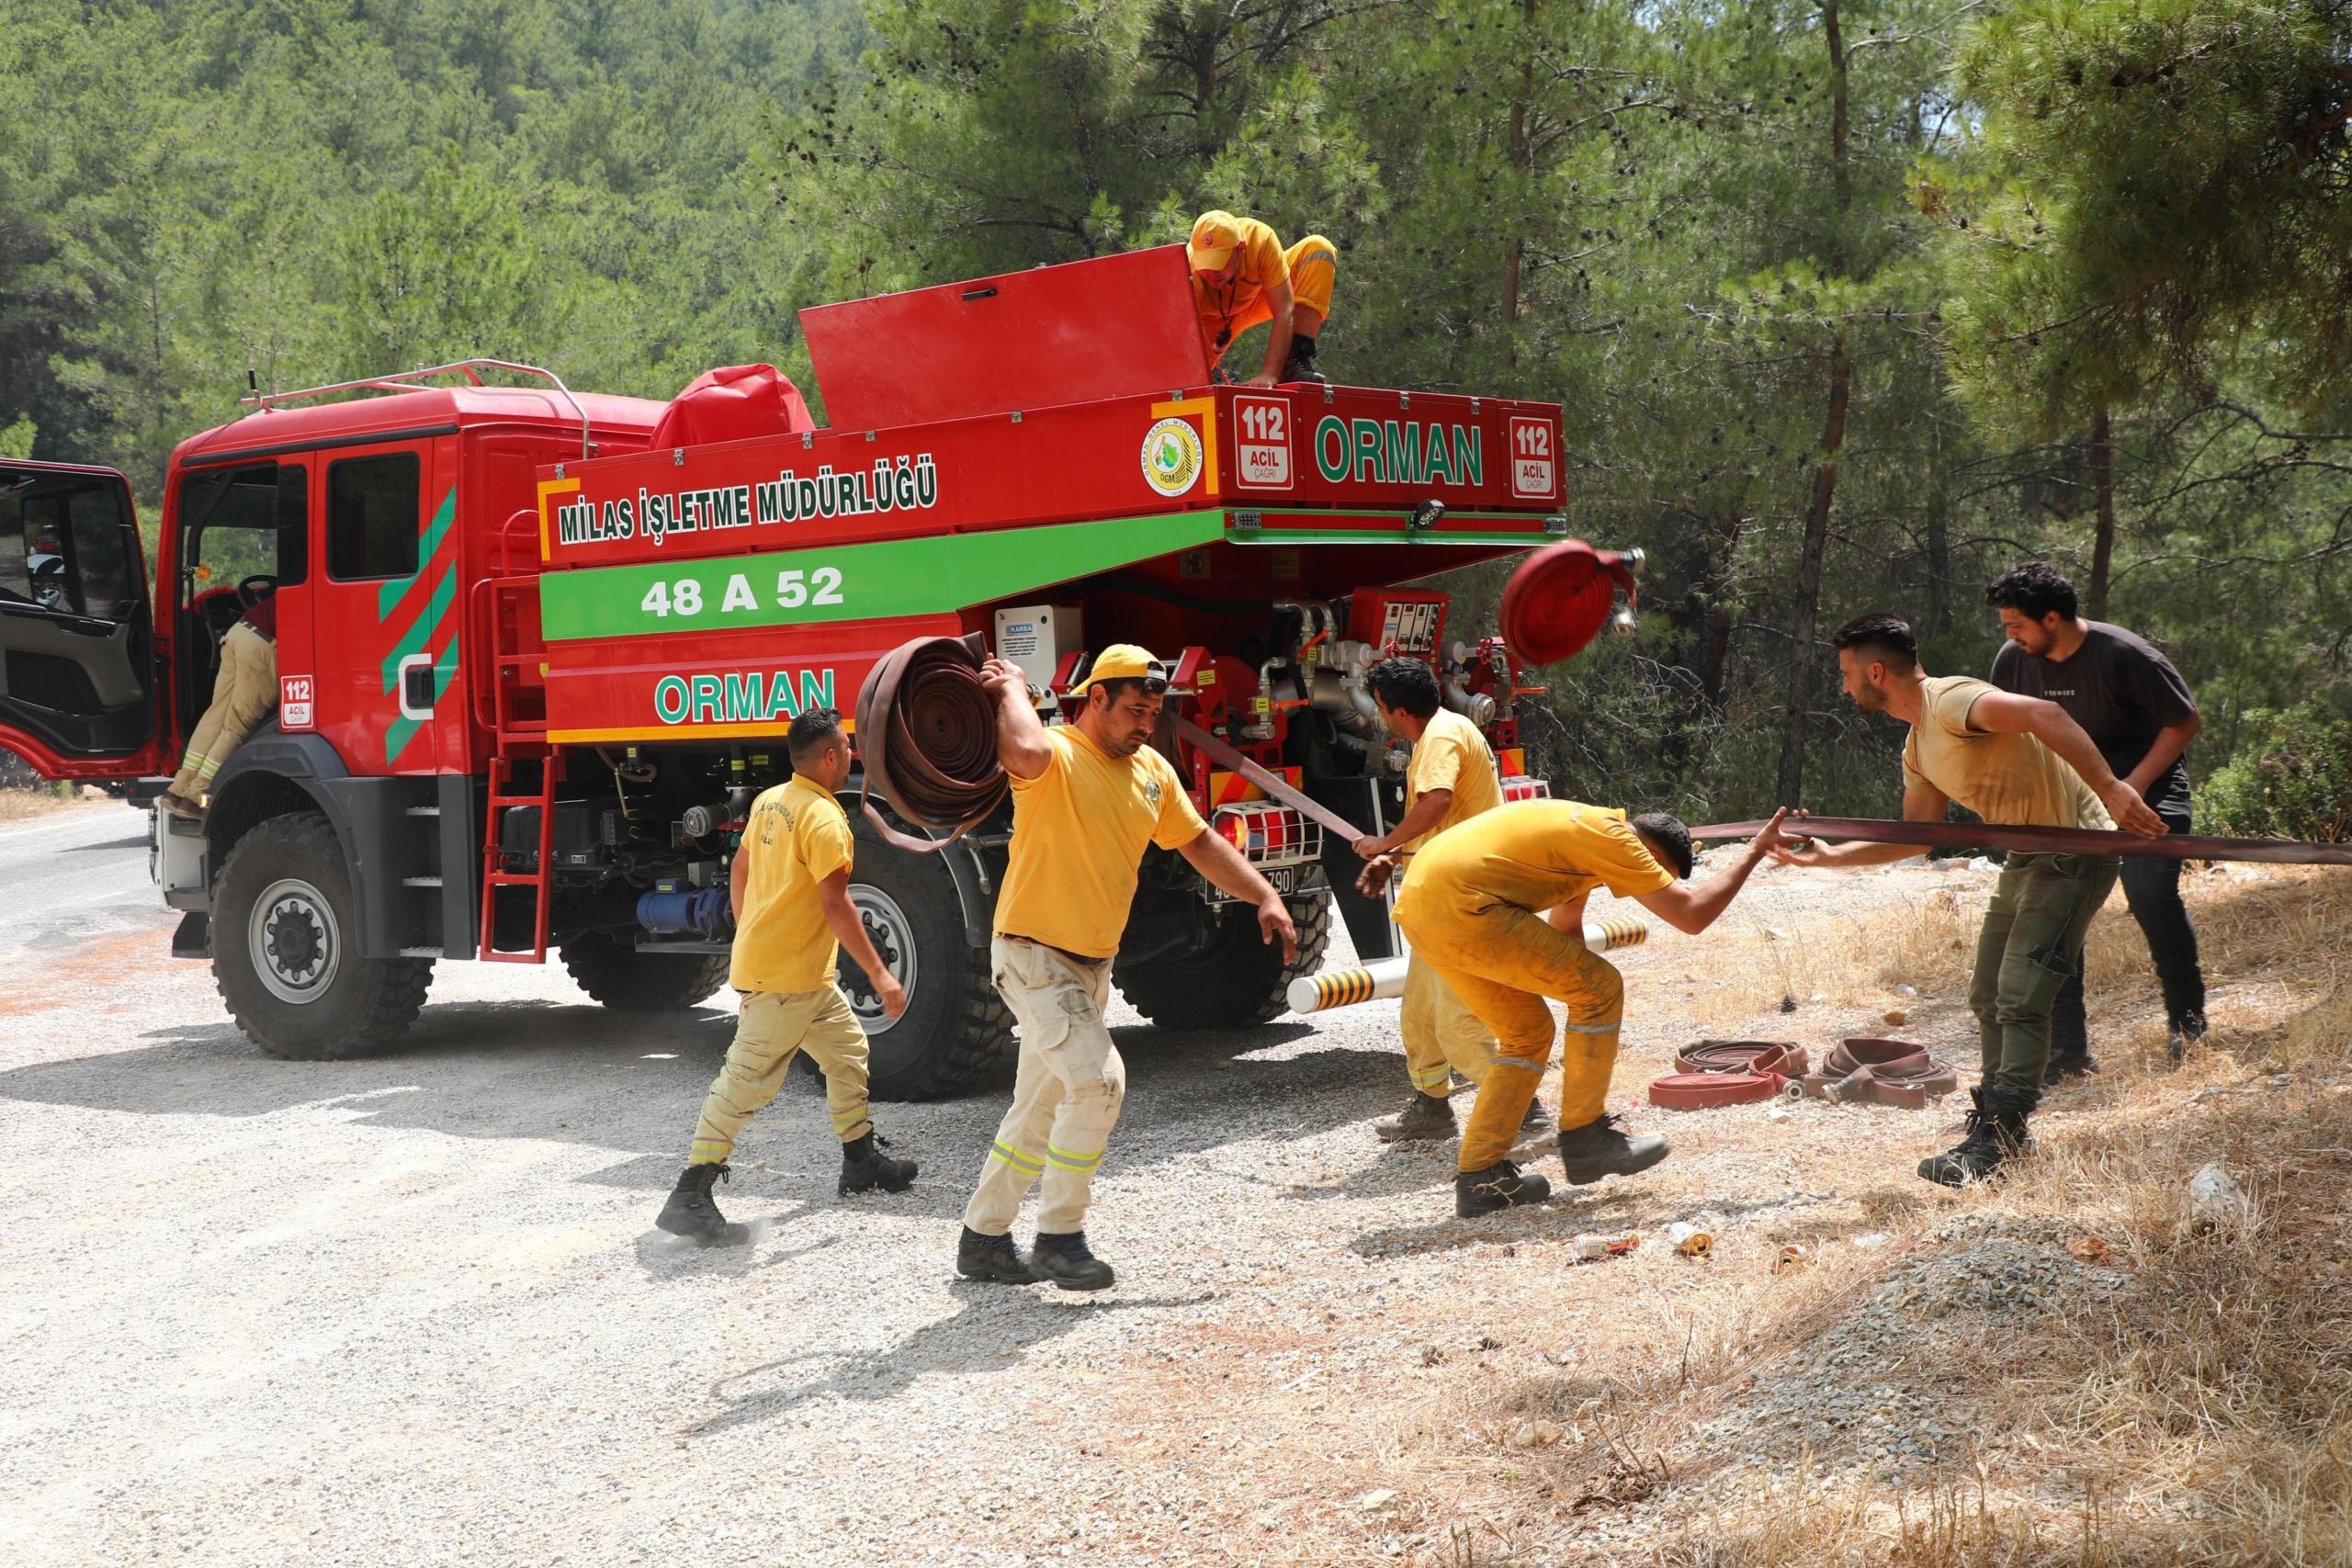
[1647,1036,1962,1109]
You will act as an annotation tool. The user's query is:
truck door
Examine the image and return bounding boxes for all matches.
[0,461,159,778]
[310,440,458,773]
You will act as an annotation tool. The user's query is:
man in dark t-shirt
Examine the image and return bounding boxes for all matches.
[1986,562,2208,1072]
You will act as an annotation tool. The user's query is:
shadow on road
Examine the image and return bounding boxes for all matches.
[0,1003,1403,1190]
[684,1285,1216,1438]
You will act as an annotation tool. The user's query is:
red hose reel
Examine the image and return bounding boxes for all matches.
[1498,539,1643,665]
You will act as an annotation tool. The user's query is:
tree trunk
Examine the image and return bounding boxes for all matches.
[2086,402,2115,617]
[1925,409,1951,631]
[1774,0,1852,808]
[1777,342,1850,806]
[1499,0,1538,373]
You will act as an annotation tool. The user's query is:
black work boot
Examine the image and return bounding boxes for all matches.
[1280,336,1326,385]
[1555,1113,1668,1186]
[2166,1009,2209,1067]
[1455,1159,1551,1216]
[956,1225,1037,1285]
[1376,1092,1456,1144]
[656,1163,752,1247]
[2043,1006,2098,1085]
[1521,1099,1553,1134]
[838,1131,917,1195]
[1031,1230,1115,1292]
[1917,1087,2034,1187]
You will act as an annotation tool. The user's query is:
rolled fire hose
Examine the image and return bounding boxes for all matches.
[1286,917,1649,1014]
[1797,1037,1960,1109]
[1675,1039,1812,1077]
[852,633,1009,854]
[1690,815,2352,866]
[1651,1041,1826,1110]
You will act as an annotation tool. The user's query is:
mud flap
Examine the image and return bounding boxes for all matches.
[171,910,210,960]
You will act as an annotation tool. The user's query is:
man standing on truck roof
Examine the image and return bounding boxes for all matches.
[655,708,917,1247]
[1351,658,1540,1145]
[1189,210,1338,388]
[1985,561,2211,1074]
[1769,614,2165,1187]
[1394,799,1792,1217]
[956,644,1299,1292]
[157,591,277,822]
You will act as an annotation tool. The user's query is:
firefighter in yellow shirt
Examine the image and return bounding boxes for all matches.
[655,708,917,1247]
[956,645,1298,1291]
[1395,799,1791,1217]
[1349,658,1528,1144]
[1188,210,1339,387]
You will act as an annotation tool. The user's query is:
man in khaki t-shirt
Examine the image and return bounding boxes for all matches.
[955,644,1297,1292]
[1772,615,2165,1188]
[1351,658,1517,1145]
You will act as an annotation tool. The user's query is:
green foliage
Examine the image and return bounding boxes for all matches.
[5,0,2346,823]
[0,417,31,459]
[2197,697,2352,843]
[1937,0,2352,436]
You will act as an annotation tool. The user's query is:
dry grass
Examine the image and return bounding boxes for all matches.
[0,782,85,820]
[1592,865,2352,1567]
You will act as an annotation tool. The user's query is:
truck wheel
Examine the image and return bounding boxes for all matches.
[1114,891,1333,1031]
[560,931,732,1011]
[840,829,1012,1100]
[213,811,434,1061]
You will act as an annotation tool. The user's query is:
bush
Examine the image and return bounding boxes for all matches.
[2198,700,2352,842]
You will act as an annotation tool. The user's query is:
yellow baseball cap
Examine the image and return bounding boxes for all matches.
[1069,643,1170,697]
[1187,211,1241,272]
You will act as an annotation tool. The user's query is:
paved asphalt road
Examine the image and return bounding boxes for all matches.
[0,801,160,962]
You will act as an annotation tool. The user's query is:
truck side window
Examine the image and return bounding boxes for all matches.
[67,483,136,615]
[327,453,421,581]
[1,474,126,615]
[179,462,306,604]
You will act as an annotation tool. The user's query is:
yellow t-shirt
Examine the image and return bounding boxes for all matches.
[1402,708,1504,852]
[1396,799,1673,922]
[1191,212,1289,341]
[995,727,1209,958]
[729,775,854,994]
[1903,675,2114,830]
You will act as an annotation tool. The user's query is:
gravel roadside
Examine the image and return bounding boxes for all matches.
[0,813,2011,1567]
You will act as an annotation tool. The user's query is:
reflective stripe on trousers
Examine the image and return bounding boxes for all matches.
[963,938,1125,1236]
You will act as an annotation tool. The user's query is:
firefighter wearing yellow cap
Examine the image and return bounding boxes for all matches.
[956,644,1299,1291]
[1188,210,1338,387]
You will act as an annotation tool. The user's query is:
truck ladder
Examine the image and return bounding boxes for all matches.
[480,752,564,964]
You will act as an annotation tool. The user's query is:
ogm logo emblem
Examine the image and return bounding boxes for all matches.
[1140,417,1204,498]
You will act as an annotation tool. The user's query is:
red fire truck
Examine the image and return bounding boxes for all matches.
[0,246,1580,1097]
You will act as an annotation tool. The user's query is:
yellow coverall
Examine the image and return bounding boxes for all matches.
[1393,802,1674,1172]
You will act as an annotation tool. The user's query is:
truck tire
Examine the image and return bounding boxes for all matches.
[213,810,434,1061]
[560,931,731,1012]
[841,829,1012,1100]
[1114,891,1333,1031]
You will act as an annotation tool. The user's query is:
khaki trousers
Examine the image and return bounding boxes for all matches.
[687,984,872,1165]
[1400,899,1625,1172]
[1399,951,1501,1096]
[963,937,1125,1237]
[169,622,276,802]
